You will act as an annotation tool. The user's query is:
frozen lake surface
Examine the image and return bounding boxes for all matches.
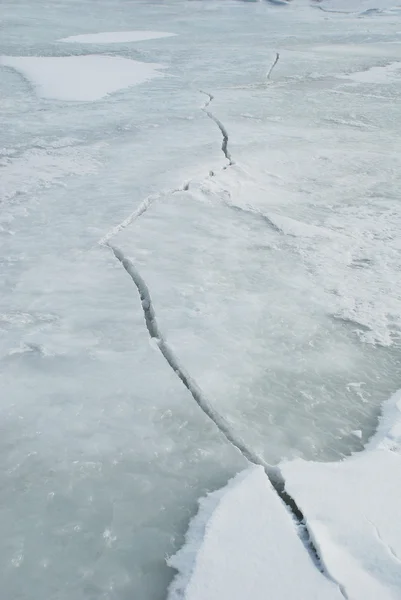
[1,0,401,598]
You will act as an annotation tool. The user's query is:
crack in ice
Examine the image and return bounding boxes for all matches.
[365,516,401,568]
[106,243,267,470]
[200,91,234,167]
[99,183,190,246]
[99,74,351,590]
[105,242,339,585]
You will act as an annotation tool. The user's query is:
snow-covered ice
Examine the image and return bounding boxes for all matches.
[1,0,401,599]
[169,390,401,600]
[0,55,165,101]
[281,389,401,600]
[59,31,176,44]
[167,465,344,600]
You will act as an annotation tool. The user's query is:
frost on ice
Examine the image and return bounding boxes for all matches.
[0,55,165,101]
[167,465,343,600]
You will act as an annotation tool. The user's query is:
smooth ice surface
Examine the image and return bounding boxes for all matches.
[0,55,165,101]
[281,389,401,600]
[167,465,343,600]
[59,31,176,44]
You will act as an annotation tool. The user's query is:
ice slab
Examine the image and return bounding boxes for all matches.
[281,389,401,600]
[0,241,246,600]
[167,465,343,600]
[114,165,400,464]
[0,55,165,101]
[59,31,176,44]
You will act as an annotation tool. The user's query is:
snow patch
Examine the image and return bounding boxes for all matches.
[0,55,165,101]
[340,62,401,85]
[59,31,176,44]
[167,465,343,600]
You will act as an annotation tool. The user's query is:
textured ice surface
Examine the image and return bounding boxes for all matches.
[281,389,401,600]
[59,31,176,44]
[339,61,401,84]
[0,55,165,101]
[167,465,343,600]
[318,0,399,12]
[116,160,401,463]
[0,139,101,203]
[1,0,401,599]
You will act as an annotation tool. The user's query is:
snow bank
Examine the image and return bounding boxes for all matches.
[59,31,176,44]
[167,465,343,600]
[281,388,401,600]
[0,55,165,101]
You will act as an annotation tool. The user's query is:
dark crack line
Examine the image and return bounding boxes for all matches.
[101,60,350,591]
[300,519,350,600]
[99,90,233,245]
[106,242,344,589]
[200,91,234,167]
[267,52,280,80]
[107,242,267,470]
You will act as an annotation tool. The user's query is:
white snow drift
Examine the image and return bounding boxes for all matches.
[59,31,176,44]
[281,389,401,600]
[167,465,343,600]
[169,390,401,600]
[0,55,165,101]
